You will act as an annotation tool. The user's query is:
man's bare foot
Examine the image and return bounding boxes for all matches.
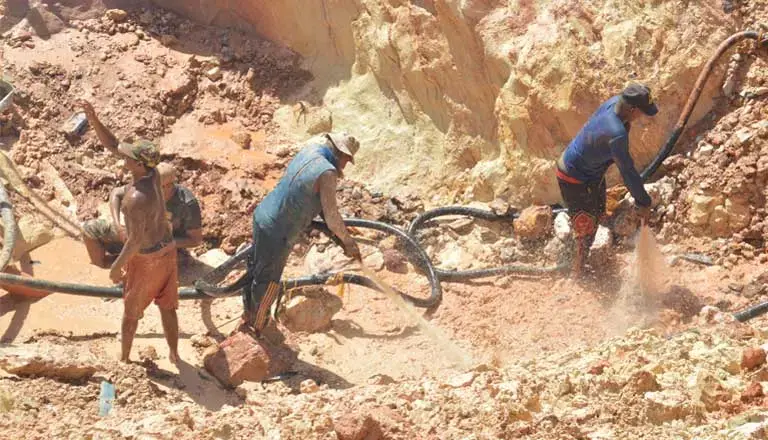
[169,351,180,364]
[120,356,131,364]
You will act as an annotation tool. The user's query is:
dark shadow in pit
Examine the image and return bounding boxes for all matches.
[0,294,40,343]
[0,254,43,343]
[281,358,354,392]
[331,318,419,340]
[143,357,242,412]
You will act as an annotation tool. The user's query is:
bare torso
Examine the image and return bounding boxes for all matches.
[122,170,170,249]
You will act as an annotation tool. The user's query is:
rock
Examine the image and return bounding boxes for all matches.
[138,345,159,361]
[698,143,715,156]
[554,212,571,241]
[105,9,128,23]
[627,370,660,394]
[191,334,216,348]
[489,199,512,215]
[588,225,612,265]
[197,248,231,267]
[513,205,553,240]
[688,194,718,226]
[363,249,385,271]
[382,249,408,274]
[12,216,55,258]
[741,87,768,99]
[205,67,223,82]
[282,288,342,333]
[0,343,100,381]
[588,360,609,375]
[304,244,350,274]
[203,331,296,388]
[447,217,474,234]
[742,347,767,371]
[231,130,251,149]
[741,382,764,402]
[333,412,383,440]
[693,371,730,411]
[445,372,476,388]
[644,390,690,424]
[300,379,319,394]
[735,128,754,146]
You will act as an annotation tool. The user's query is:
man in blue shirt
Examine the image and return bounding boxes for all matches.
[556,83,658,277]
[242,132,362,334]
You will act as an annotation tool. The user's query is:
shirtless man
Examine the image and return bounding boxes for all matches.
[78,100,179,363]
[83,162,203,267]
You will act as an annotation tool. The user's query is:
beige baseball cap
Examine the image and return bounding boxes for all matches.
[325,132,359,163]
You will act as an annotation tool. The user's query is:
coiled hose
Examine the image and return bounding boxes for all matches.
[406,205,570,281]
[194,218,442,308]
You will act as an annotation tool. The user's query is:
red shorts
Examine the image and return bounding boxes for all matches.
[123,243,178,319]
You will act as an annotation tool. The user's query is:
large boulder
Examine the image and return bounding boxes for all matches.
[203,331,296,388]
[282,287,343,333]
[513,205,552,240]
[0,343,101,381]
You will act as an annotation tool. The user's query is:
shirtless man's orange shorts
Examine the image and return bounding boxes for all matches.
[123,243,178,319]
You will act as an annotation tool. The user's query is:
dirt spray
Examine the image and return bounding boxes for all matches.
[358,264,473,369]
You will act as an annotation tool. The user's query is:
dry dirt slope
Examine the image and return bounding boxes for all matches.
[155,0,762,207]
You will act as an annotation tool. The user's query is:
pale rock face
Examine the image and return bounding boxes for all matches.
[152,0,736,206]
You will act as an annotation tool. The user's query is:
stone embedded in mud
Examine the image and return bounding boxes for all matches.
[203,331,297,388]
[742,347,767,371]
[0,343,100,381]
[282,288,343,334]
[105,9,128,23]
[513,205,552,240]
[333,412,383,440]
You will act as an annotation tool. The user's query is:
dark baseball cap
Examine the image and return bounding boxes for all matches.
[621,83,658,116]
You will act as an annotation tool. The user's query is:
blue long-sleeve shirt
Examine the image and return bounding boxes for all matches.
[560,95,652,207]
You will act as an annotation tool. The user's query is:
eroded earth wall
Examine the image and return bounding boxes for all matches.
[149,1,738,205]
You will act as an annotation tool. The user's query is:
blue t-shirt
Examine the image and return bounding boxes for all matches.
[560,96,651,207]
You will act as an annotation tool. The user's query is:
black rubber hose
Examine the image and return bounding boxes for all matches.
[407,206,570,280]
[0,184,16,271]
[734,302,768,323]
[195,217,442,308]
[641,31,766,180]
[325,218,442,307]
